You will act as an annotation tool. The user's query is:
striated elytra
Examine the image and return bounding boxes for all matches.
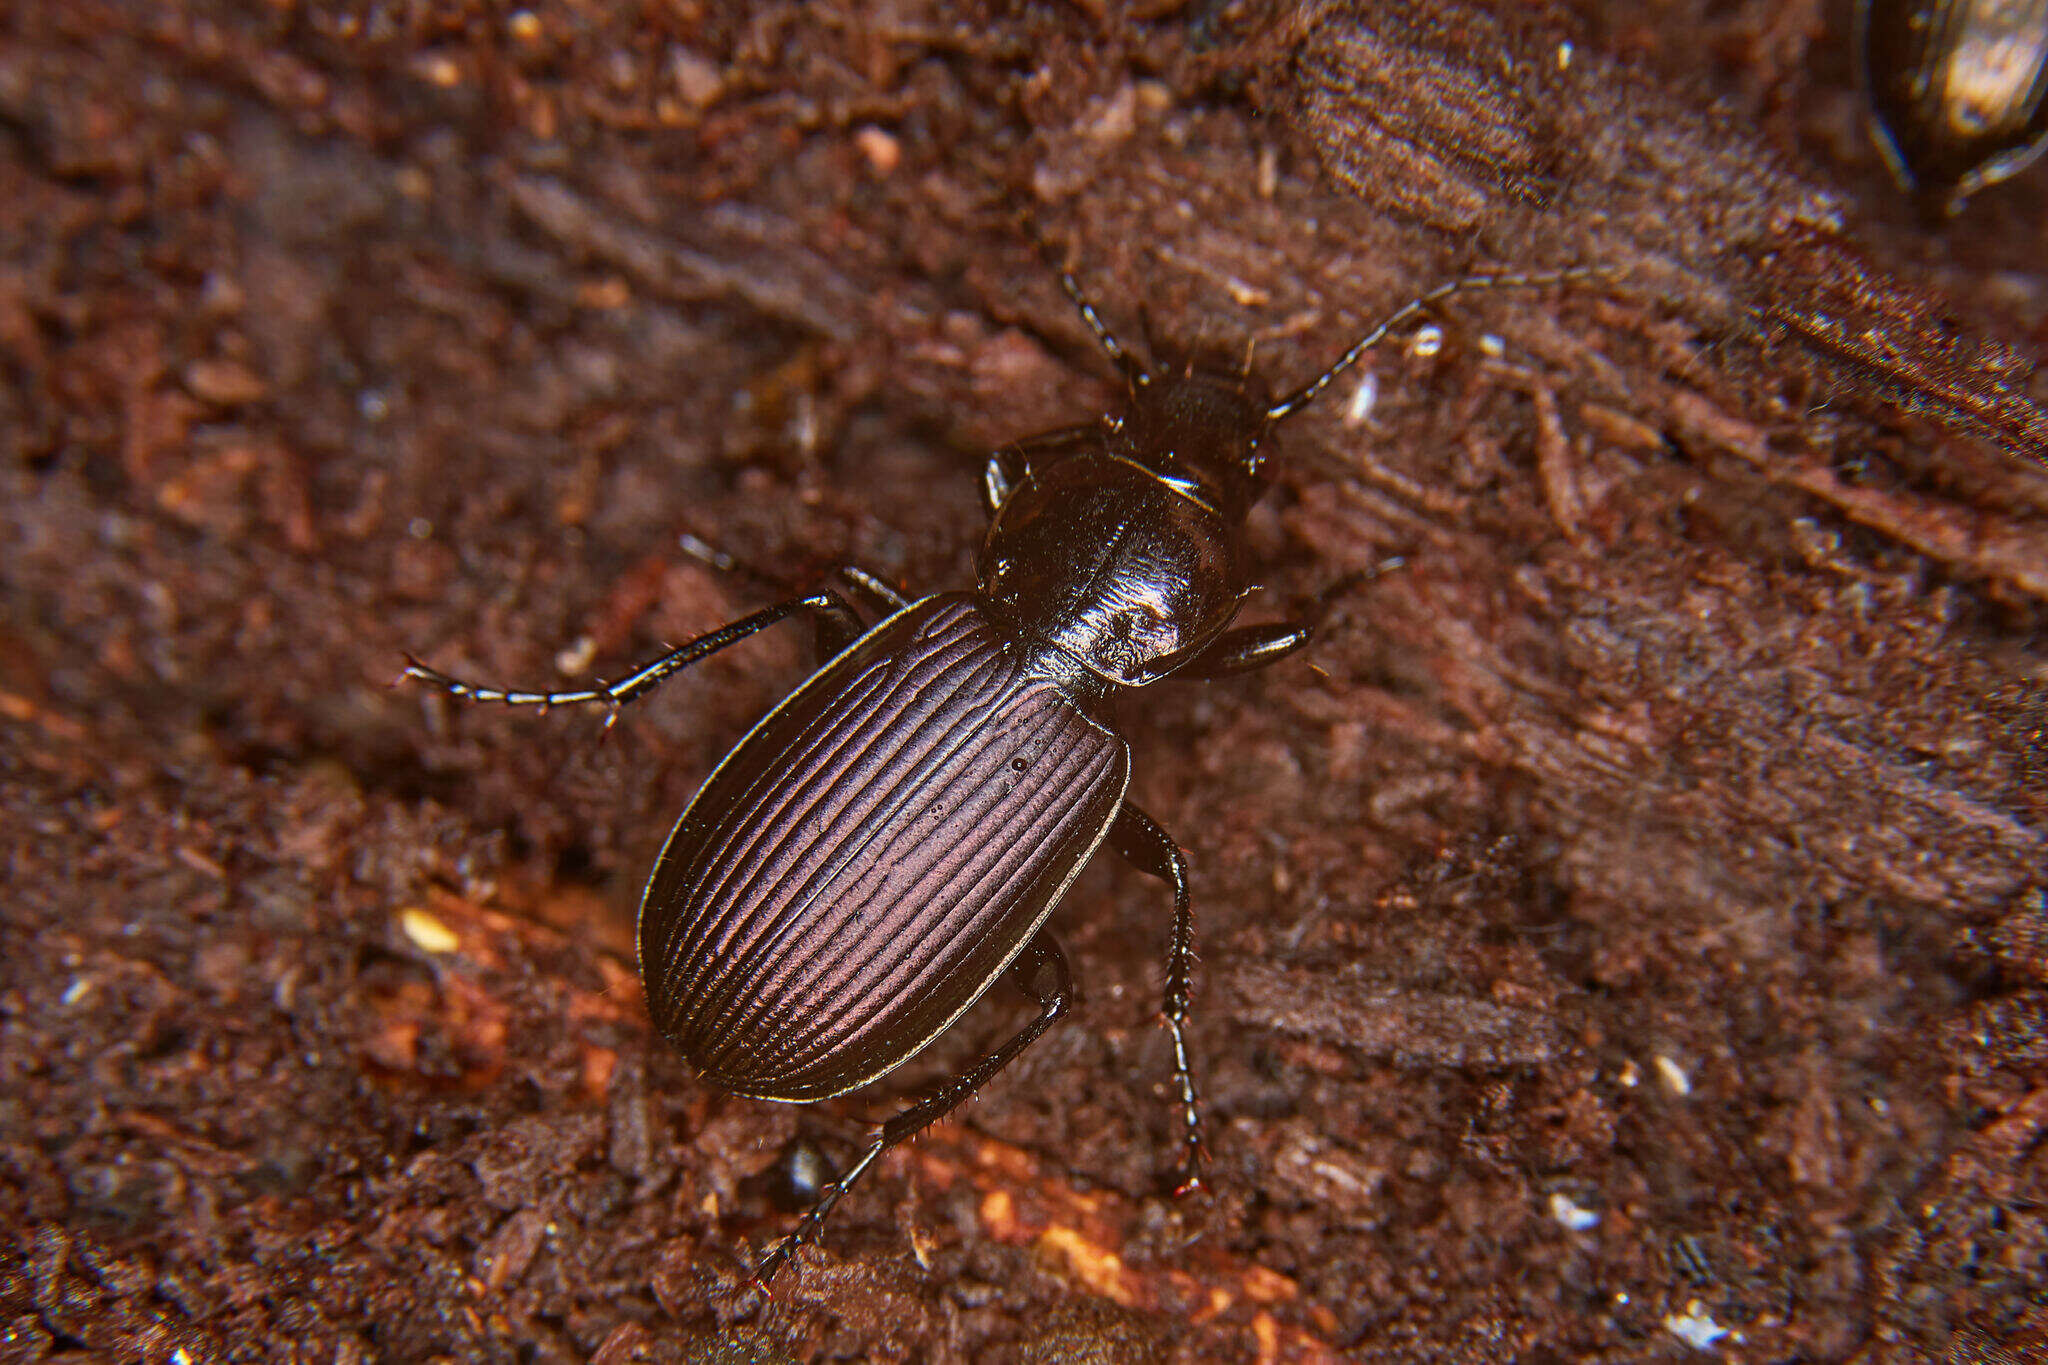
[640,595,1125,1105]
[404,258,1593,1282]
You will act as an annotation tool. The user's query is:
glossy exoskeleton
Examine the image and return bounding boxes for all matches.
[1858,0,2048,214]
[405,262,1582,1282]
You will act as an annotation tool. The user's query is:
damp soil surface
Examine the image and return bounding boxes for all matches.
[4,2,2047,1361]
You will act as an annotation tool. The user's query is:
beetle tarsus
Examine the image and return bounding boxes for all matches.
[746,1239,799,1295]
[1164,1010,1208,1195]
[758,1166,859,1284]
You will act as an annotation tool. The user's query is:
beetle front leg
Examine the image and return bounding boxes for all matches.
[402,589,865,728]
[1179,620,1315,680]
[1108,801,1205,1194]
[1180,557,1405,680]
[753,933,1074,1284]
[982,445,1028,519]
[982,426,1108,519]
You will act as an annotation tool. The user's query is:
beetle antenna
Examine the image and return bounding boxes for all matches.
[1266,265,1611,423]
[1060,269,1152,386]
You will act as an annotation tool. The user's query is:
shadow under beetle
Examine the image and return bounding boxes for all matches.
[405,258,1589,1282]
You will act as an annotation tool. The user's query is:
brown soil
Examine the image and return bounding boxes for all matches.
[4,2,2045,1361]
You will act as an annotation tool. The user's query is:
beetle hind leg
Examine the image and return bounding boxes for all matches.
[751,933,1075,1285]
[1108,802,1207,1194]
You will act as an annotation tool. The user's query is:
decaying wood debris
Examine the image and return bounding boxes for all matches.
[3,1,2043,1359]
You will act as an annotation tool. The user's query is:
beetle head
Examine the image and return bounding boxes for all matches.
[1119,358,1279,522]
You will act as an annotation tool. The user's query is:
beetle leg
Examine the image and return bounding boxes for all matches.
[680,531,908,629]
[831,565,912,618]
[1180,620,1315,679]
[403,590,864,728]
[800,566,915,663]
[1180,557,1406,680]
[752,933,1074,1284]
[982,426,1107,519]
[1108,801,1206,1194]
[982,446,1027,519]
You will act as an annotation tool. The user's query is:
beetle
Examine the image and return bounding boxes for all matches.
[1857,0,2048,215]
[404,257,1590,1281]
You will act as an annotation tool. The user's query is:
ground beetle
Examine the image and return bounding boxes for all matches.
[405,258,1589,1281]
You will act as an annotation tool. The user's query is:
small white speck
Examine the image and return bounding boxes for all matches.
[678,532,740,572]
[1549,1191,1600,1230]
[62,977,91,1006]
[1613,1291,1630,1306]
[358,389,391,422]
[1409,324,1443,359]
[400,907,460,955]
[554,635,597,675]
[172,1351,194,1365]
[1665,1301,1731,1351]
[1256,143,1279,199]
[1617,1059,1641,1088]
[1477,332,1505,359]
[1345,371,1379,425]
[909,1223,935,1270]
[1655,1054,1693,1097]
[1557,41,1574,71]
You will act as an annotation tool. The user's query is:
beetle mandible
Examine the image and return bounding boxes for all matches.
[404,257,1590,1282]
